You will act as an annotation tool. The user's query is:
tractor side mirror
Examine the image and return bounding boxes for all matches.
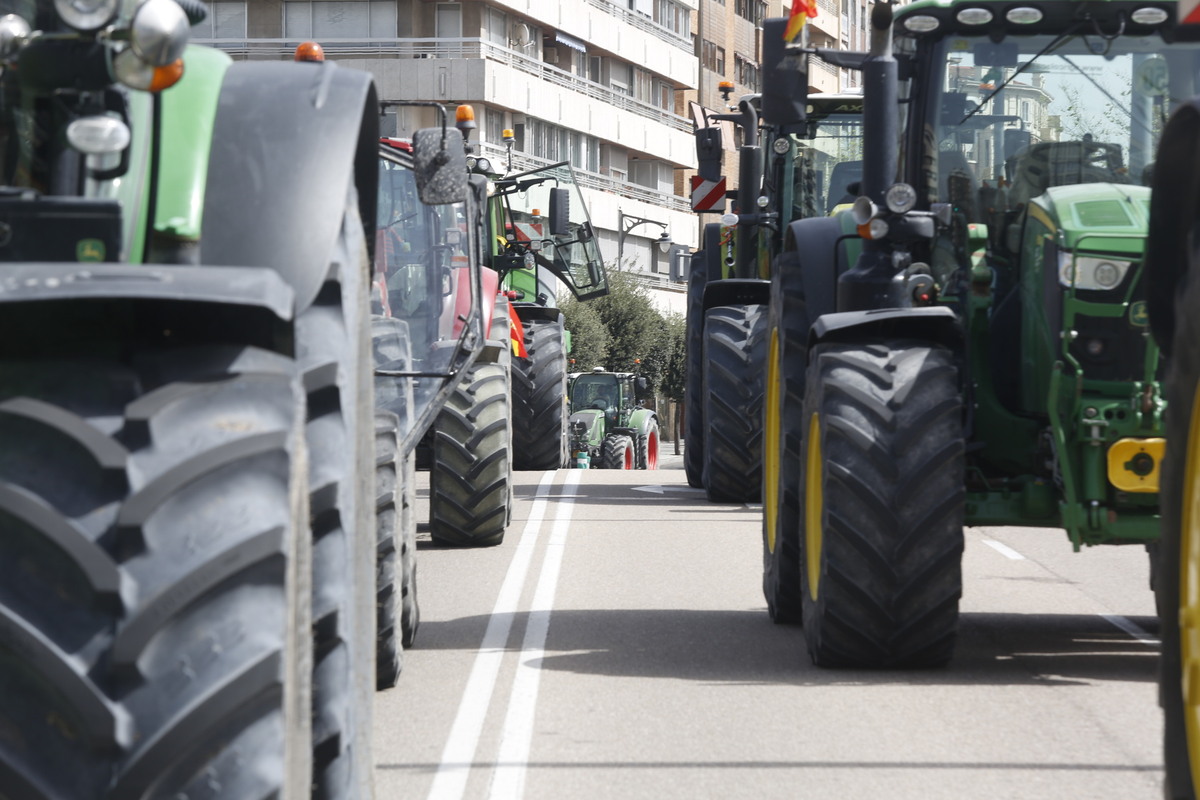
[413,127,467,205]
[760,17,807,132]
[548,187,570,236]
[695,126,723,182]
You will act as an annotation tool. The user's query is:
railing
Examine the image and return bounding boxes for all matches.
[192,37,693,135]
[477,143,693,215]
[581,0,693,52]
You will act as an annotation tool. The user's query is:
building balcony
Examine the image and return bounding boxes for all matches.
[196,37,696,168]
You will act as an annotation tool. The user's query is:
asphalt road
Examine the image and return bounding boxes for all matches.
[373,449,1163,800]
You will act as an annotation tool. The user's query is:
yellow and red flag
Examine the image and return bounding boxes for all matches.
[784,0,819,41]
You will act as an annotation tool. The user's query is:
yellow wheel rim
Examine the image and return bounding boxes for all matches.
[1183,376,1200,794]
[805,412,824,601]
[764,329,781,554]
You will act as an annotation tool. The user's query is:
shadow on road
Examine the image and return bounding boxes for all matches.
[408,607,1158,688]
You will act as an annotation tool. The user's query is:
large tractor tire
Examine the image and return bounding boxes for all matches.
[511,315,569,470]
[1160,268,1200,800]
[374,411,403,690]
[429,360,512,546]
[762,254,810,624]
[600,434,634,469]
[397,448,420,647]
[0,342,313,799]
[683,255,708,487]
[636,419,660,470]
[799,341,964,668]
[702,304,768,503]
[299,195,376,800]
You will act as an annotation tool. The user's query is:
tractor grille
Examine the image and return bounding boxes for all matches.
[1067,312,1155,383]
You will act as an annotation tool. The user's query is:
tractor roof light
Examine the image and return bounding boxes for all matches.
[1005,6,1044,24]
[55,0,119,31]
[902,14,941,32]
[955,7,993,24]
[129,0,189,66]
[885,183,918,214]
[294,40,324,61]
[1131,6,1169,24]
[456,104,477,131]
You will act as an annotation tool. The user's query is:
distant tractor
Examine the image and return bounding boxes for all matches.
[568,368,659,470]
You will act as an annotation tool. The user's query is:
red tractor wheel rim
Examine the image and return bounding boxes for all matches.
[647,431,659,469]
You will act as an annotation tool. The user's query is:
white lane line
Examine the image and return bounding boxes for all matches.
[1099,613,1160,646]
[427,471,558,800]
[488,469,582,800]
[982,538,1025,560]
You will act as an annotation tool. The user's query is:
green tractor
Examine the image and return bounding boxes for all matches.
[685,93,864,503]
[760,0,1186,665]
[568,368,660,470]
[0,8,484,797]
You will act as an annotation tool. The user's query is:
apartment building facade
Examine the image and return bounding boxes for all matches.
[193,0,699,300]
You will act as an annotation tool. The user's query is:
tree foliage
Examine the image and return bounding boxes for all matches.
[560,298,610,373]
[559,271,686,398]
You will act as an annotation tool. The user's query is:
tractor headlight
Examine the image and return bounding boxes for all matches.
[55,0,119,30]
[1058,252,1131,291]
[130,0,189,66]
[0,14,31,59]
[885,183,918,214]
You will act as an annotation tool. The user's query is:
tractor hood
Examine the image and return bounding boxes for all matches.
[569,408,604,440]
[1028,183,1149,258]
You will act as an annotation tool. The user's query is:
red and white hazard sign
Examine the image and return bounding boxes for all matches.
[691,175,727,212]
[514,222,544,242]
[1182,0,1200,24]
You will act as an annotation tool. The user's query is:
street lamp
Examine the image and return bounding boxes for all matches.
[617,210,672,270]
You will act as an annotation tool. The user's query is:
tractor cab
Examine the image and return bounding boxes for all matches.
[570,368,638,426]
[489,160,608,302]
[376,138,485,450]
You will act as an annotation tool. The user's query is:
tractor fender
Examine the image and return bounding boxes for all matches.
[1147,98,1200,355]
[810,307,963,351]
[781,215,855,323]
[628,407,657,435]
[511,303,563,324]
[477,285,509,363]
[0,262,294,351]
[702,278,770,313]
[200,61,379,314]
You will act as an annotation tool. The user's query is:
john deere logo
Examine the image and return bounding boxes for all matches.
[76,239,104,262]
[1129,301,1149,328]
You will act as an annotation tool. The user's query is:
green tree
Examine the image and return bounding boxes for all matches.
[560,294,610,373]
[559,271,677,394]
[659,312,687,402]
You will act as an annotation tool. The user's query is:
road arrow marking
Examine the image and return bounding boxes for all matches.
[631,485,707,495]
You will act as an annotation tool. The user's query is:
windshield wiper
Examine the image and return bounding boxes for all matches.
[959,22,1084,126]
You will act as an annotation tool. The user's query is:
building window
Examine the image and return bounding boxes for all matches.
[436,2,462,38]
[701,40,725,75]
[192,1,246,37]
[654,0,689,36]
[735,54,760,91]
[282,1,395,38]
[485,7,506,46]
[517,118,600,173]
